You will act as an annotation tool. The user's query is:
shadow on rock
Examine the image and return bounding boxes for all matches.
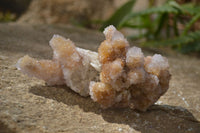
[29,85,200,133]
[0,121,16,133]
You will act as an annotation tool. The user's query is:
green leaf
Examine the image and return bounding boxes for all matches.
[154,13,168,37]
[100,0,136,31]
[168,1,182,12]
[180,41,200,53]
[173,14,179,36]
[144,30,200,47]
[128,33,148,40]
[182,13,200,35]
[122,23,146,29]
[180,3,200,15]
[119,3,179,28]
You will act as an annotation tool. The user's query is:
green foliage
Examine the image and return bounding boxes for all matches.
[144,30,200,52]
[100,0,136,31]
[180,3,200,15]
[182,13,200,35]
[0,12,16,22]
[101,0,200,53]
[119,2,181,29]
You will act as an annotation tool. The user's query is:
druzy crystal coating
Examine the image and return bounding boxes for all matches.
[17,25,171,111]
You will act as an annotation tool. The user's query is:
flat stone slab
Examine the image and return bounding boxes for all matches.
[0,23,200,133]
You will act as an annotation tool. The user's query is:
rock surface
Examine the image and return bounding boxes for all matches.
[17,0,126,25]
[0,23,200,133]
[17,0,157,26]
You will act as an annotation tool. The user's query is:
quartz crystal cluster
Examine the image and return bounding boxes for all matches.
[17,25,171,111]
[17,35,100,96]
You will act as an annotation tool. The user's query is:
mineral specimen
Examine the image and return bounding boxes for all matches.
[17,35,100,96]
[17,25,171,111]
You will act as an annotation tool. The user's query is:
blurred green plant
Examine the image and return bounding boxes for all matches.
[0,11,16,22]
[100,0,200,53]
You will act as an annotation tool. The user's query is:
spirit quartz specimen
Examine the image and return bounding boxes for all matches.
[17,25,171,111]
